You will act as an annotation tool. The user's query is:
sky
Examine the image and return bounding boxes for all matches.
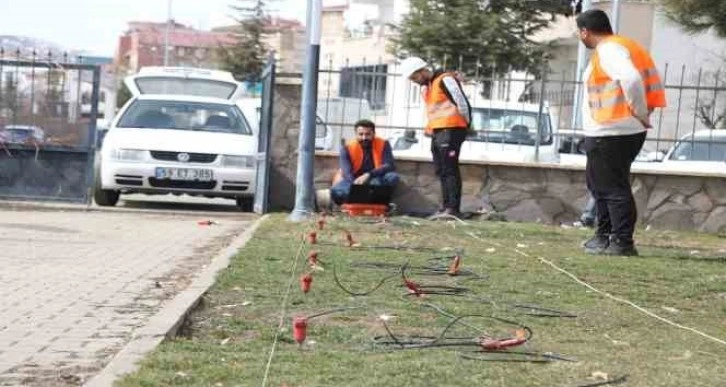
[0,0,310,56]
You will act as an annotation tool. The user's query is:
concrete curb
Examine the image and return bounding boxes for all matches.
[84,214,270,387]
[0,200,251,218]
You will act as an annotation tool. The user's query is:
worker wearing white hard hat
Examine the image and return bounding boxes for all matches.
[399,56,472,218]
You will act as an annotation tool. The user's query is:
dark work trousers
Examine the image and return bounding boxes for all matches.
[431,128,468,212]
[584,131,646,243]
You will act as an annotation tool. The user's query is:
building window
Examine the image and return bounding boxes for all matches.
[408,83,421,106]
[338,64,388,110]
[177,46,186,56]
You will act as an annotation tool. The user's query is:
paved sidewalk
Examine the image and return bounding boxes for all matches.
[0,207,254,386]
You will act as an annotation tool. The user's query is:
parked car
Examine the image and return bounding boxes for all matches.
[389,100,560,163]
[0,125,46,144]
[95,67,258,210]
[558,132,665,167]
[658,129,726,173]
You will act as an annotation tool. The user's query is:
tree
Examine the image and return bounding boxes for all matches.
[694,70,726,130]
[116,82,132,109]
[0,74,20,116]
[42,70,64,117]
[390,0,572,78]
[660,0,726,38]
[659,1,726,129]
[217,0,276,82]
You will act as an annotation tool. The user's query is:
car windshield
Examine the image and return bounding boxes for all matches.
[117,100,252,135]
[467,108,552,145]
[2,128,32,141]
[135,77,237,99]
[670,137,726,162]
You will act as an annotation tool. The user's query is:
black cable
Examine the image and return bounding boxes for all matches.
[469,295,578,319]
[306,306,362,320]
[376,314,479,350]
[509,303,578,318]
[401,263,471,296]
[423,303,534,342]
[458,352,552,363]
[352,261,485,279]
[375,312,532,351]
[333,262,397,297]
[574,375,628,387]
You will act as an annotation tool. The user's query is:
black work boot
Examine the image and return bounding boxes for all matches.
[605,237,638,256]
[582,234,610,255]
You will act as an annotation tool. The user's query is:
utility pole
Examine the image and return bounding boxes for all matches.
[288,0,322,222]
[570,0,592,132]
[163,0,172,66]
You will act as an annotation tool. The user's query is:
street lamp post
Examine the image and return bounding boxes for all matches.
[288,0,322,222]
[163,0,172,66]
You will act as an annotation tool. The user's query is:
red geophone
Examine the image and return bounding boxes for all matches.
[344,230,355,247]
[300,273,313,293]
[448,255,462,276]
[293,316,308,345]
[307,231,318,244]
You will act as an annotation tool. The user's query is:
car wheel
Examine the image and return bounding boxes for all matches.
[93,169,119,207]
[94,186,119,207]
[236,197,254,212]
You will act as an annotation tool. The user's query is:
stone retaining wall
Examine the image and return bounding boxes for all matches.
[268,81,726,234]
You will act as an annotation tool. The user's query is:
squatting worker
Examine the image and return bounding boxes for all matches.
[400,57,472,217]
[331,119,399,205]
[576,9,666,256]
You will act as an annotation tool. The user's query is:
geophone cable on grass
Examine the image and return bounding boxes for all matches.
[400,263,470,297]
[333,262,397,297]
[374,314,532,352]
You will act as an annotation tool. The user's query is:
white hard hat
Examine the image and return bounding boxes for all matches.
[400,56,428,79]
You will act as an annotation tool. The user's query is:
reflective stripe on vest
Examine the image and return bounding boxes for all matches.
[346,137,385,175]
[424,72,468,134]
[587,35,667,124]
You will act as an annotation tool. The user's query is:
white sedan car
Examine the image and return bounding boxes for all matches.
[95,67,258,210]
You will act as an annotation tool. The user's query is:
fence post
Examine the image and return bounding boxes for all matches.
[535,64,548,162]
[84,66,101,205]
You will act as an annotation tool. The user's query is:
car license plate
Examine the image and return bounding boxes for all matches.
[155,167,214,181]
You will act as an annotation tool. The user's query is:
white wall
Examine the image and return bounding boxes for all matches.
[649,8,726,143]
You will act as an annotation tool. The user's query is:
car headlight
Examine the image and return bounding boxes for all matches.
[222,155,255,168]
[112,149,147,161]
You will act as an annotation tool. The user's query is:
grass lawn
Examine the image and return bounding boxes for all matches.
[118,215,726,387]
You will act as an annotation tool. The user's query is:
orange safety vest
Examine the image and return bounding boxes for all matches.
[587,35,667,124]
[332,137,386,185]
[423,72,469,135]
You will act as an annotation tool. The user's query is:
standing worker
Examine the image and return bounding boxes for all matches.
[576,9,666,255]
[400,57,472,218]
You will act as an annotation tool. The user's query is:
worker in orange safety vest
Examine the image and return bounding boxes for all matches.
[576,9,666,256]
[330,119,398,205]
[400,57,472,218]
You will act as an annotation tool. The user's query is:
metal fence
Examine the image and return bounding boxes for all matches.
[253,56,276,214]
[0,48,101,202]
[314,57,726,168]
[0,49,103,148]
